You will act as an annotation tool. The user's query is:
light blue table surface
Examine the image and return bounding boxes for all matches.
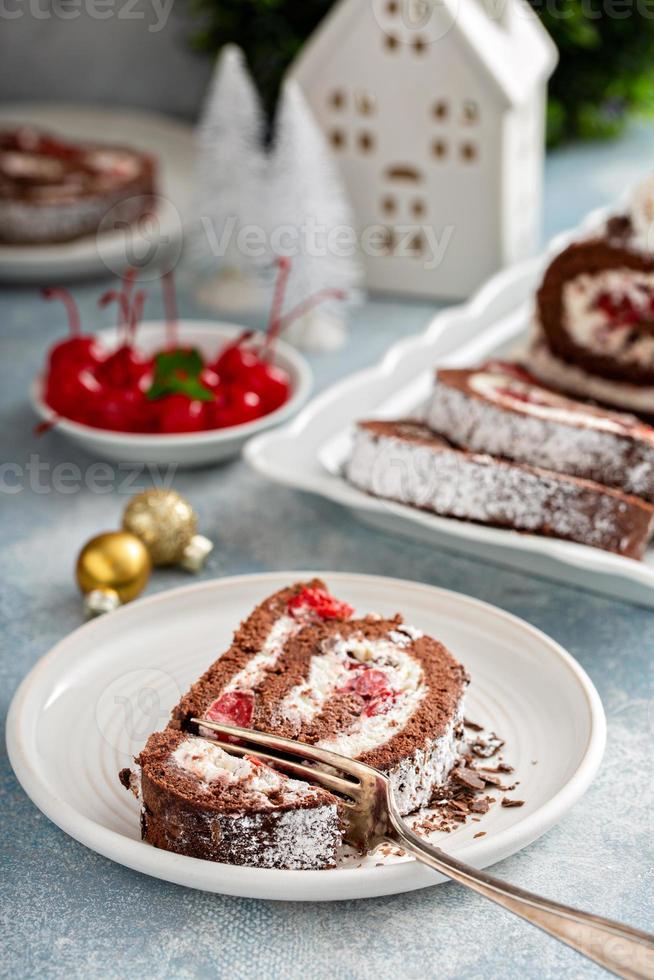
[2,123,654,980]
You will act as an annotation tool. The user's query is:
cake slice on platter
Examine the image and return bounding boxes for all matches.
[527,175,654,416]
[120,580,469,868]
[425,363,654,502]
[346,420,654,559]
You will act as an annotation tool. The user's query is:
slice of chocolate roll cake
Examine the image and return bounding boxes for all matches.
[123,729,341,870]
[346,420,654,558]
[426,362,654,502]
[534,176,654,393]
[0,126,156,245]
[121,580,468,868]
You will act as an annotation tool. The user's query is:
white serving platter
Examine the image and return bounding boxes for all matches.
[0,104,194,283]
[32,320,312,467]
[5,572,605,901]
[246,207,654,608]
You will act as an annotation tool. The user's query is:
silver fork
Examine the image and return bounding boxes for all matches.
[193,718,654,980]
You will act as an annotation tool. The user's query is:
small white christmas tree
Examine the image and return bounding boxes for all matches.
[266,79,363,351]
[191,45,268,314]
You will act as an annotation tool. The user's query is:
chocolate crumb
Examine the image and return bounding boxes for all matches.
[501,798,525,808]
[473,831,486,839]
[464,718,484,732]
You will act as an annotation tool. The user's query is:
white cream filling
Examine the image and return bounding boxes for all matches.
[469,370,632,436]
[281,630,427,757]
[563,270,654,368]
[528,325,654,412]
[171,737,316,805]
[223,614,297,694]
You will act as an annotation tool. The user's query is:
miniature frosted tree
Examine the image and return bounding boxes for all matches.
[266,79,363,350]
[191,44,268,313]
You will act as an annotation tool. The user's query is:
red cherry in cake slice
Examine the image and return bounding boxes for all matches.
[287,586,354,621]
[203,691,255,737]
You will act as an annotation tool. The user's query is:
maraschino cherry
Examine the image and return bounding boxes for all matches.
[43,287,104,377]
[96,270,153,392]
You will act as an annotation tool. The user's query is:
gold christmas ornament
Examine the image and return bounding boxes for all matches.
[122,489,213,572]
[76,531,151,617]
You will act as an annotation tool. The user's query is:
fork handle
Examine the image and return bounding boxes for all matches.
[387,813,654,980]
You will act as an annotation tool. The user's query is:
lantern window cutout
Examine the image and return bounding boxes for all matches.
[358,131,376,153]
[460,141,478,163]
[412,198,426,218]
[330,89,346,111]
[355,90,377,116]
[433,100,449,121]
[381,227,396,254]
[386,0,399,13]
[330,129,347,150]
[432,139,448,160]
[462,100,480,125]
[385,33,399,51]
[409,231,425,256]
[413,36,428,55]
[382,195,397,215]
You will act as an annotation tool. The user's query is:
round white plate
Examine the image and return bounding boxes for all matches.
[31,320,313,467]
[0,104,193,283]
[6,572,605,901]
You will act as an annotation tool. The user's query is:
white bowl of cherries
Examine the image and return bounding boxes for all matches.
[32,280,314,468]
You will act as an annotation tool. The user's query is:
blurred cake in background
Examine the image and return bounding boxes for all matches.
[528,176,654,419]
[0,126,156,245]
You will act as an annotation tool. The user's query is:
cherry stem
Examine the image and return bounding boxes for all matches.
[265,257,292,355]
[99,288,131,345]
[128,290,146,345]
[162,270,178,350]
[278,289,347,334]
[42,287,81,337]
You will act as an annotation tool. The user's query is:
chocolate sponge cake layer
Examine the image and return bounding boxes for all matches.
[426,364,654,502]
[346,420,654,559]
[536,239,654,385]
[129,729,342,870]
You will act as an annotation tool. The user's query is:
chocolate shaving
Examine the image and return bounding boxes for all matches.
[501,798,525,808]
[463,718,484,732]
[452,766,486,791]
[473,831,486,839]
[470,733,505,758]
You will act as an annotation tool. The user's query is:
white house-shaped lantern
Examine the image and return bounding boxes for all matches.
[290,0,557,299]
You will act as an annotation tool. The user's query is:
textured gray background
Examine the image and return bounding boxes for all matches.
[1,15,654,979]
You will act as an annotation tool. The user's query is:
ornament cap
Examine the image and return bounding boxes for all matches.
[84,587,121,618]
[180,534,214,572]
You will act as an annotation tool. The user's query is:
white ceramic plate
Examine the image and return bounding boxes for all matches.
[0,104,193,283]
[31,320,313,467]
[246,205,654,609]
[6,572,605,901]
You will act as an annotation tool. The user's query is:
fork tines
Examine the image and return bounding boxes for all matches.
[189,717,375,802]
